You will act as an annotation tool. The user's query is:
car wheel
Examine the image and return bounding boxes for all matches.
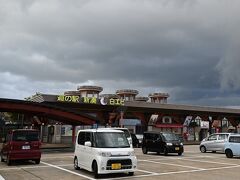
[128,172,134,176]
[35,159,40,164]
[142,147,148,154]
[93,161,99,178]
[74,157,80,170]
[225,149,233,158]
[0,153,4,162]
[163,147,168,156]
[200,146,206,153]
[6,156,11,166]
[178,152,182,156]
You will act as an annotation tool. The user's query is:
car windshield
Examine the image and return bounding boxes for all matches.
[95,132,130,148]
[162,133,179,141]
[12,131,39,141]
[116,129,130,138]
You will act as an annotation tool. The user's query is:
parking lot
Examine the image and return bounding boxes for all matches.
[0,145,240,180]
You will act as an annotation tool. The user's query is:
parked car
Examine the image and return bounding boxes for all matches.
[142,131,184,156]
[224,134,240,158]
[74,128,137,178]
[0,129,41,165]
[130,133,140,148]
[199,133,233,153]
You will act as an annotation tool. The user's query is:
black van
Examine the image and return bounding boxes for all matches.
[142,131,184,156]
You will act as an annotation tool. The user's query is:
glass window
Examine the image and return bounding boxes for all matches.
[229,136,240,143]
[218,134,228,140]
[208,135,217,141]
[116,129,130,138]
[162,133,179,141]
[78,132,85,145]
[95,132,130,148]
[12,131,39,141]
[85,132,91,142]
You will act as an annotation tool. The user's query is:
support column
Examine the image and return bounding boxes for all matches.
[120,111,124,128]
[72,125,76,145]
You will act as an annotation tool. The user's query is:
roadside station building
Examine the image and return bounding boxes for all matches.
[22,85,240,144]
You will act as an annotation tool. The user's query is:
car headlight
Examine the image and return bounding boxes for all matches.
[166,143,173,146]
[99,152,111,157]
[180,142,183,146]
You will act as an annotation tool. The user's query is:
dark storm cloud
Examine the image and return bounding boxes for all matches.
[0,0,240,106]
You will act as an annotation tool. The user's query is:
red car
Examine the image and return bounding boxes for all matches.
[0,129,41,165]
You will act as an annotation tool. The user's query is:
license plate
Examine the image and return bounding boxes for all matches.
[22,145,30,150]
[175,147,180,151]
[111,163,121,170]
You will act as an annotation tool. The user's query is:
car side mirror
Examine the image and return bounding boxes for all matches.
[84,141,92,147]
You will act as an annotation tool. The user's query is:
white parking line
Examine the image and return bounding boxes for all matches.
[0,175,5,180]
[41,161,96,180]
[41,155,73,160]
[0,164,73,171]
[136,169,158,174]
[139,155,214,161]
[139,159,205,170]
[180,158,240,166]
[104,164,240,180]
[138,156,240,166]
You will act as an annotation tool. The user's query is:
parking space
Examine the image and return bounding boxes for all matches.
[0,145,240,180]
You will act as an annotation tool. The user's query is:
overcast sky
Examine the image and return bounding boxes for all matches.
[0,0,240,107]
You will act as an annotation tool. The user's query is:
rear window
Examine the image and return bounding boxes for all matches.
[229,136,240,143]
[12,131,39,141]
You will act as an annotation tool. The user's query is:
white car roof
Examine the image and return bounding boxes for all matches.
[228,134,240,137]
[78,128,123,133]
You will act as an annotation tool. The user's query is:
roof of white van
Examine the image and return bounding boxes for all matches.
[228,133,240,137]
[78,128,123,133]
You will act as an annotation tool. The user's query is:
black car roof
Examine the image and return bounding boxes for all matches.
[143,131,176,134]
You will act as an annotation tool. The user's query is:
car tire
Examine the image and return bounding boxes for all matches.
[200,146,206,153]
[74,157,80,170]
[128,172,134,176]
[178,152,182,156]
[225,149,233,158]
[6,156,11,166]
[163,147,168,156]
[142,147,148,154]
[93,161,99,178]
[0,153,4,162]
[35,159,40,164]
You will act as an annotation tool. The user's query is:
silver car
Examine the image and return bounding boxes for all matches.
[199,133,233,153]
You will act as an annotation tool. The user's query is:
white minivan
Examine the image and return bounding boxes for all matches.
[74,129,137,178]
[224,134,240,158]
